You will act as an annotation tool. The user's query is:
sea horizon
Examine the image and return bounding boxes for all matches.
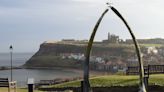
[0,52,34,67]
[0,53,82,87]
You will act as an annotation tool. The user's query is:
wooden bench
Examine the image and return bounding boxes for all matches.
[126,65,164,75]
[0,78,17,92]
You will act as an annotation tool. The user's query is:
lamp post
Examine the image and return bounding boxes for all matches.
[9,45,13,81]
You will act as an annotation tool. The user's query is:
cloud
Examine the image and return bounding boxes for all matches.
[0,0,164,52]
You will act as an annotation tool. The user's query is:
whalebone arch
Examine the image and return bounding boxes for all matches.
[83,6,146,92]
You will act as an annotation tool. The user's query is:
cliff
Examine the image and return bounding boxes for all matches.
[24,41,136,68]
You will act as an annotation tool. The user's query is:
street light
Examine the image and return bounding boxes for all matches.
[9,45,13,81]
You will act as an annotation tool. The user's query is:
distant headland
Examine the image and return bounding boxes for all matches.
[24,33,164,73]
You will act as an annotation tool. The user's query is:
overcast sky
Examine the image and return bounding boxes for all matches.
[0,0,164,53]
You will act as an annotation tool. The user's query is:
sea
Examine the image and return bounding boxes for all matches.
[0,53,81,87]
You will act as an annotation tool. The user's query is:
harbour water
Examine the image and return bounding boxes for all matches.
[0,53,81,87]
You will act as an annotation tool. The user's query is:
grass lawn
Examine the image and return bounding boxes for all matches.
[3,74,163,91]
[0,88,42,92]
[45,74,164,88]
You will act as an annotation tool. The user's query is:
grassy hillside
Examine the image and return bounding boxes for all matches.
[24,43,164,68]
[24,43,135,68]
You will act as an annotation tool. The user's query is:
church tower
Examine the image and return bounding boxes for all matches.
[108,32,111,40]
